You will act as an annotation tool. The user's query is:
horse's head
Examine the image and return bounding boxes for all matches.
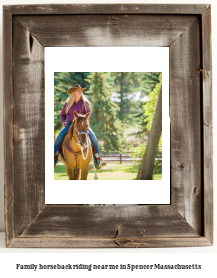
[73,111,90,147]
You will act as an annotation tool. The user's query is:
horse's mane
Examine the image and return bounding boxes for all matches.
[68,119,75,140]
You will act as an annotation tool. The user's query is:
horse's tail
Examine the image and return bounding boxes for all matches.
[74,168,81,180]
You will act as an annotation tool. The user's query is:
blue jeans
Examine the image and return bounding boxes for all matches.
[54,122,100,165]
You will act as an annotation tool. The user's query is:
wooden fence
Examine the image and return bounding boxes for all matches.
[100,153,162,164]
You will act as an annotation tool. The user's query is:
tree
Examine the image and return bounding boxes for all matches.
[137,80,162,180]
[86,72,124,153]
[131,72,161,139]
[111,72,141,123]
[139,72,161,95]
[111,72,161,128]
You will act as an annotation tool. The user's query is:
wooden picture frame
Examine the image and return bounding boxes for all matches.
[3,4,213,248]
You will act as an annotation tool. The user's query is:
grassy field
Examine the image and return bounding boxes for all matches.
[54,162,162,180]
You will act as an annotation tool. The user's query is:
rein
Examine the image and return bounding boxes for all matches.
[68,120,90,161]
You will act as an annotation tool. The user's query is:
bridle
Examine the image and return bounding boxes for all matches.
[75,124,89,137]
[72,118,90,160]
[73,119,89,145]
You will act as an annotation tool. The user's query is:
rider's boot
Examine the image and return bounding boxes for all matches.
[95,153,106,169]
[92,148,106,170]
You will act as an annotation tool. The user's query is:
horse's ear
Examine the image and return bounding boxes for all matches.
[85,112,90,119]
[74,110,78,118]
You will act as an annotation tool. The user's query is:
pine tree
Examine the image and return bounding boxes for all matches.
[86,72,124,153]
[139,72,161,95]
[111,72,136,122]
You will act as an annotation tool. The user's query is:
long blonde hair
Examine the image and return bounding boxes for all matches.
[65,90,89,115]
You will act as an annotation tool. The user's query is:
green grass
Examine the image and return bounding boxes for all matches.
[54,162,162,180]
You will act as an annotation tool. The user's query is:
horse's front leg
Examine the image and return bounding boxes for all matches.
[66,165,75,180]
[81,167,89,180]
[75,168,81,180]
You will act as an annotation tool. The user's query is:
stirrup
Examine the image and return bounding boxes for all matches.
[99,160,106,167]
[95,159,106,170]
[99,157,106,166]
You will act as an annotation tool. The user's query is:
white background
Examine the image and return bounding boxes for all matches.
[45,47,170,204]
[0,0,216,277]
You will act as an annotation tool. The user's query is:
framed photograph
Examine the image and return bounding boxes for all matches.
[46,47,170,204]
[3,4,213,247]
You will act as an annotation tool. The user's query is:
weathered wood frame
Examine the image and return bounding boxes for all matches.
[3,4,213,248]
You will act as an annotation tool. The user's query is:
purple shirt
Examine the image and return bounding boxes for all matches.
[60,99,91,124]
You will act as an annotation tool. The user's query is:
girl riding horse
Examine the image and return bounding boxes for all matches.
[54,84,106,170]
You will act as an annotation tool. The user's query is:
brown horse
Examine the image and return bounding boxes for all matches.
[59,111,92,180]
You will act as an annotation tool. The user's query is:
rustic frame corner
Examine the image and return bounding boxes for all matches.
[3,4,213,248]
